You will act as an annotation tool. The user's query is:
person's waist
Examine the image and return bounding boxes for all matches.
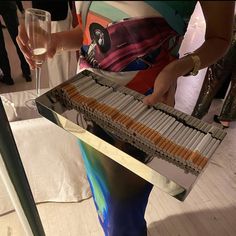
[81,46,170,71]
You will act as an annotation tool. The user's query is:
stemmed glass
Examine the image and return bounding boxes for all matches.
[24,8,51,110]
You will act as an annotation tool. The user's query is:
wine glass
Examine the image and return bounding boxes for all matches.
[24,8,51,110]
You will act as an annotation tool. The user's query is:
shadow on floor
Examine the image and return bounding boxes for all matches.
[148,206,236,236]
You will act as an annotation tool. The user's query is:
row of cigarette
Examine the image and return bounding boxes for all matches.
[57,75,224,173]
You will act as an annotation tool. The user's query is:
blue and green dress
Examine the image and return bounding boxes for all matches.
[75,1,197,235]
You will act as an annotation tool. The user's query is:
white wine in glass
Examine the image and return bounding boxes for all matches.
[25,8,51,110]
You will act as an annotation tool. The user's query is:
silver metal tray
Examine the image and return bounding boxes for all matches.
[36,70,226,201]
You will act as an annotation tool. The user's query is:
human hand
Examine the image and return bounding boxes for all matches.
[16,24,35,69]
[143,67,178,107]
[16,24,58,70]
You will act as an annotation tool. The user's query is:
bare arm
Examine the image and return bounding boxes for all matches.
[144,1,235,106]
[165,1,235,77]
[197,1,234,64]
[51,25,83,53]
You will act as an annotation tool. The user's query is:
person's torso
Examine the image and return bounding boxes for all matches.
[75,1,197,94]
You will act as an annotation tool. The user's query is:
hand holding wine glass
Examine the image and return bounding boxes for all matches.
[24,8,51,109]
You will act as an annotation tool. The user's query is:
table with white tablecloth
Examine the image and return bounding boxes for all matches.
[0,89,91,216]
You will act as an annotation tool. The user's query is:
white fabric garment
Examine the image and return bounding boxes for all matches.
[47,7,76,88]
[0,117,91,215]
[0,90,91,215]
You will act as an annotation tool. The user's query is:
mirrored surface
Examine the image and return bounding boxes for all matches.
[36,70,226,201]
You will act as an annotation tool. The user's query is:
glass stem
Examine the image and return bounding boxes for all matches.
[35,65,42,97]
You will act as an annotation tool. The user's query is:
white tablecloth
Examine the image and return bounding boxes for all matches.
[0,90,91,215]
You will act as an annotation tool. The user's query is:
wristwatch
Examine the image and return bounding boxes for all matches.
[184,53,201,76]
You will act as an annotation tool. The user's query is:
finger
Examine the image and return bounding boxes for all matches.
[143,94,162,106]
[16,35,30,58]
[47,46,56,58]
[16,36,35,69]
[16,25,33,61]
[143,87,165,105]
[16,25,36,69]
[17,24,29,47]
[161,94,174,107]
[165,85,176,107]
[16,36,32,60]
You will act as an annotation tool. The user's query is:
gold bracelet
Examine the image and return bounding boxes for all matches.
[184,53,201,76]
